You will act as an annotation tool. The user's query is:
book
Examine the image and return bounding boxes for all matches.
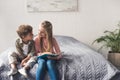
[37,53,59,59]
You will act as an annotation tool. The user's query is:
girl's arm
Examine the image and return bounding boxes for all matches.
[48,38,62,60]
[53,38,61,54]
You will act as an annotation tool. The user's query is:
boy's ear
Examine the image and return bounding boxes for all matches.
[21,35,25,39]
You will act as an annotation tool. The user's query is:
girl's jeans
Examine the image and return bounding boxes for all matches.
[36,57,58,80]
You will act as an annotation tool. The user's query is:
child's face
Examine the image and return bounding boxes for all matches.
[23,32,33,41]
[38,26,46,38]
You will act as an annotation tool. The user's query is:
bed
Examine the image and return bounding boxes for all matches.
[0,35,119,80]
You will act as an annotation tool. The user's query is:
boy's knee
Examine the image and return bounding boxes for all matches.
[8,52,18,65]
[8,52,18,57]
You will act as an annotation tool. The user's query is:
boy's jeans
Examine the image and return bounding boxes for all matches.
[8,52,36,68]
[36,57,58,80]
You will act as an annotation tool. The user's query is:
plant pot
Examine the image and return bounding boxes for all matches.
[108,53,120,67]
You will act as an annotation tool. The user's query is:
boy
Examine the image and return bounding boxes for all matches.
[8,24,36,77]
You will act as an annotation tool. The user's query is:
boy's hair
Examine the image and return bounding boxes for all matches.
[16,24,33,38]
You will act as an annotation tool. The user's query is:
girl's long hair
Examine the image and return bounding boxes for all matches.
[40,21,53,52]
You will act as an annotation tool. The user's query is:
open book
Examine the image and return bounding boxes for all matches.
[37,53,59,59]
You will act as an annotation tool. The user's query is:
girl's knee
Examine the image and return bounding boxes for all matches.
[37,59,46,65]
[46,60,55,66]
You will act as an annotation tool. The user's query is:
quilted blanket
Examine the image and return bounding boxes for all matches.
[0,35,119,80]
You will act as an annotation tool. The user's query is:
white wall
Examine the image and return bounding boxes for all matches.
[0,0,120,58]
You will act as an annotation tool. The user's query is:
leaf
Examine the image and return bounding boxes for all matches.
[93,22,120,52]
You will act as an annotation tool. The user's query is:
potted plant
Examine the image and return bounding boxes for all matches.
[93,22,120,68]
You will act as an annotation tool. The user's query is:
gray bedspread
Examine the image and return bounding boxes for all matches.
[0,35,119,80]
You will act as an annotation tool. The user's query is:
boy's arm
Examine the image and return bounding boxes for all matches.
[21,55,31,66]
[15,39,25,58]
[21,41,35,66]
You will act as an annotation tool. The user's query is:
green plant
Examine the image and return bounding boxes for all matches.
[93,22,120,53]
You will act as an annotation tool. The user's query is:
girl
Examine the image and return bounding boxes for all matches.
[34,21,62,80]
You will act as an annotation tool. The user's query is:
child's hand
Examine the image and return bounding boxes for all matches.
[20,60,27,67]
[20,55,30,67]
[56,54,62,60]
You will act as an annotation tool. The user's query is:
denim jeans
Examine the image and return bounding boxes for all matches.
[36,57,58,80]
